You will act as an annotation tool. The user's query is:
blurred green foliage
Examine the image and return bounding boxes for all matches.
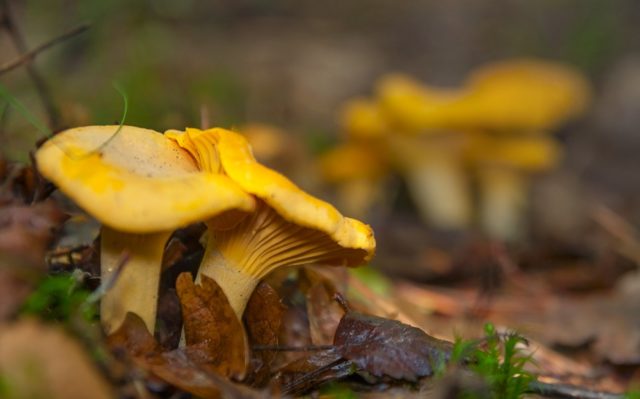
[1,0,635,164]
[21,272,96,323]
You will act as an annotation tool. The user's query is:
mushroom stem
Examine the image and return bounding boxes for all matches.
[404,156,472,231]
[477,166,527,241]
[196,244,259,317]
[100,227,171,335]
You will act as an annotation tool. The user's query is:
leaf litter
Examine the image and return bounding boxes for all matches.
[0,155,635,398]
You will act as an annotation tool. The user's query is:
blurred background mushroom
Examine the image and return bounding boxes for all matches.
[318,98,391,221]
[467,133,562,241]
[375,75,474,232]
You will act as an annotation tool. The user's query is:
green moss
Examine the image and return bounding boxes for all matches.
[20,272,96,323]
[450,323,536,399]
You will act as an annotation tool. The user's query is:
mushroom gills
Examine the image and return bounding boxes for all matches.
[199,200,367,316]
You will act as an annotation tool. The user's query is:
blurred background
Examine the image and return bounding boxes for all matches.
[2,0,640,265]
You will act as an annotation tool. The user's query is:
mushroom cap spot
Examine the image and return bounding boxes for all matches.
[36,125,255,233]
[167,128,376,262]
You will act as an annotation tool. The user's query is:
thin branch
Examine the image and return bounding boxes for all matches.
[0,23,89,76]
[252,344,335,352]
[528,380,625,399]
[0,0,68,130]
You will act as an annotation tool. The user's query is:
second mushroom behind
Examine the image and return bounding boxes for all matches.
[166,127,376,317]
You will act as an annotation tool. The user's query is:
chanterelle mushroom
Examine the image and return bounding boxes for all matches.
[376,74,473,230]
[468,133,561,241]
[166,127,376,317]
[35,125,255,334]
[318,99,391,219]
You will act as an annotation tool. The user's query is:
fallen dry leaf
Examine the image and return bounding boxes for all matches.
[176,272,249,379]
[0,163,40,204]
[277,348,348,396]
[306,278,344,346]
[0,319,114,399]
[0,270,32,320]
[107,312,161,357]
[108,313,264,399]
[0,199,66,268]
[146,349,269,399]
[335,312,453,382]
[244,282,285,387]
[155,287,183,348]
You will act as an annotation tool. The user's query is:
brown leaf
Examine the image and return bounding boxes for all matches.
[107,312,161,357]
[0,163,39,204]
[143,349,267,399]
[334,312,453,382]
[0,319,114,399]
[155,287,183,349]
[306,279,344,346]
[0,270,32,320]
[176,272,249,379]
[244,282,285,386]
[107,312,264,398]
[161,237,188,271]
[0,200,66,268]
[276,348,348,396]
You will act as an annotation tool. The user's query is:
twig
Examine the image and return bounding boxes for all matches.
[252,344,335,352]
[84,251,130,306]
[528,380,625,399]
[0,23,89,76]
[0,0,62,129]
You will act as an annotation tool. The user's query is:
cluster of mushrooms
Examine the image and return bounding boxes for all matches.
[321,58,591,241]
[35,126,375,335]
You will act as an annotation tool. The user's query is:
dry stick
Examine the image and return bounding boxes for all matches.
[1,0,63,130]
[0,23,89,76]
[252,344,335,352]
[528,380,624,399]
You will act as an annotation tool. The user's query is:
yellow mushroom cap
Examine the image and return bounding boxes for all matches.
[319,142,388,183]
[35,125,256,233]
[375,73,465,133]
[238,123,289,163]
[340,98,389,139]
[469,133,562,172]
[166,127,376,264]
[460,59,591,131]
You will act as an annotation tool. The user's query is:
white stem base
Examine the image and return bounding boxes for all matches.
[197,241,259,318]
[478,167,527,242]
[406,158,472,231]
[101,227,171,335]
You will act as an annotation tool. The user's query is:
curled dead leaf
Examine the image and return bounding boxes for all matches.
[306,279,345,346]
[107,313,264,399]
[244,282,285,386]
[334,312,453,382]
[176,272,249,379]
